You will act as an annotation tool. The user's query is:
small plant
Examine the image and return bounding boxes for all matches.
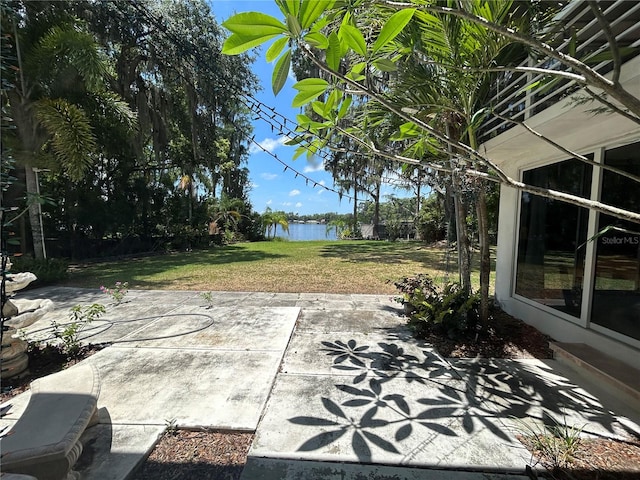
[51,303,106,357]
[516,413,585,471]
[390,274,479,339]
[100,281,129,304]
[165,417,179,435]
[199,291,214,309]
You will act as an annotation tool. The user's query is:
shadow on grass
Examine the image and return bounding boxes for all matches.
[64,245,286,287]
[319,241,447,267]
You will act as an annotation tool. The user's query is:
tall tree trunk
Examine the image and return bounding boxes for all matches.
[25,166,45,259]
[372,182,381,239]
[446,124,471,293]
[415,173,422,240]
[452,180,471,293]
[476,185,490,325]
[352,167,358,233]
[469,127,490,325]
[10,91,46,260]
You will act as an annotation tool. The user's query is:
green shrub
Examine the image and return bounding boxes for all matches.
[391,274,479,339]
[11,256,69,285]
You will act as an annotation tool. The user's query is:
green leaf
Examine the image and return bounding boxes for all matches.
[326,89,341,111]
[372,8,415,54]
[286,14,302,37]
[284,134,305,146]
[326,31,342,71]
[35,99,96,181]
[337,95,352,119]
[272,49,291,95]
[300,0,334,30]
[373,58,397,72]
[310,101,324,118]
[293,90,327,108]
[292,80,328,107]
[350,62,366,74]
[294,78,329,92]
[222,33,280,55]
[346,63,366,82]
[340,24,367,56]
[276,0,300,17]
[304,31,329,49]
[296,114,328,134]
[222,12,287,36]
[293,145,307,160]
[266,37,288,62]
[391,121,421,140]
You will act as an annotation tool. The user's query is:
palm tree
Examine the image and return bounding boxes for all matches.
[326,219,346,239]
[385,1,524,323]
[261,208,289,239]
[271,211,290,238]
[5,5,134,258]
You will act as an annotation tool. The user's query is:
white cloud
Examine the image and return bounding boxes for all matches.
[289,189,301,197]
[282,202,293,207]
[261,172,278,180]
[266,199,272,205]
[249,136,287,154]
[317,180,326,194]
[303,159,325,173]
[295,202,303,208]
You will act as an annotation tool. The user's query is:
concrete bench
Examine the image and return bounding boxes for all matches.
[0,363,100,480]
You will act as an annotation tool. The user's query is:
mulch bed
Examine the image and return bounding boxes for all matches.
[519,435,640,479]
[422,307,554,359]
[132,430,253,480]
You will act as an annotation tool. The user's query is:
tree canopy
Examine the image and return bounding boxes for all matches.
[2,0,259,258]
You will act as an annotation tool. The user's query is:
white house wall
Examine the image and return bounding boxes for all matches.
[484,55,640,369]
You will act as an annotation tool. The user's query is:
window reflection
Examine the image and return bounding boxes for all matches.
[592,143,640,340]
[515,160,591,318]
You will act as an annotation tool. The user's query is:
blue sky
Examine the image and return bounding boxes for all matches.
[210,0,409,216]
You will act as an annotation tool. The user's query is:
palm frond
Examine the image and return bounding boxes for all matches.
[34,98,96,181]
[27,24,107,92]
[90,91,138,132]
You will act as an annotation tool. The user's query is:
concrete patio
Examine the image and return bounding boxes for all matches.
[1,287,639,480]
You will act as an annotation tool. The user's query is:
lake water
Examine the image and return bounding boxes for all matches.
[283,223,337,241]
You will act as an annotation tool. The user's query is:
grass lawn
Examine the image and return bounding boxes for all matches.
[63,240,494,294]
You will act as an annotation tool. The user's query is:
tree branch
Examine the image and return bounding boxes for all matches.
[299,44,513,185]
[587,0,621,84]
[413,57,587,84]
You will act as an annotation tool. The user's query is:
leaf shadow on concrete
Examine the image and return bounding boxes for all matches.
[288,331,630,464]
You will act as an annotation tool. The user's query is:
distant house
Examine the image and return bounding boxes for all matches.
[481,2,640,368]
